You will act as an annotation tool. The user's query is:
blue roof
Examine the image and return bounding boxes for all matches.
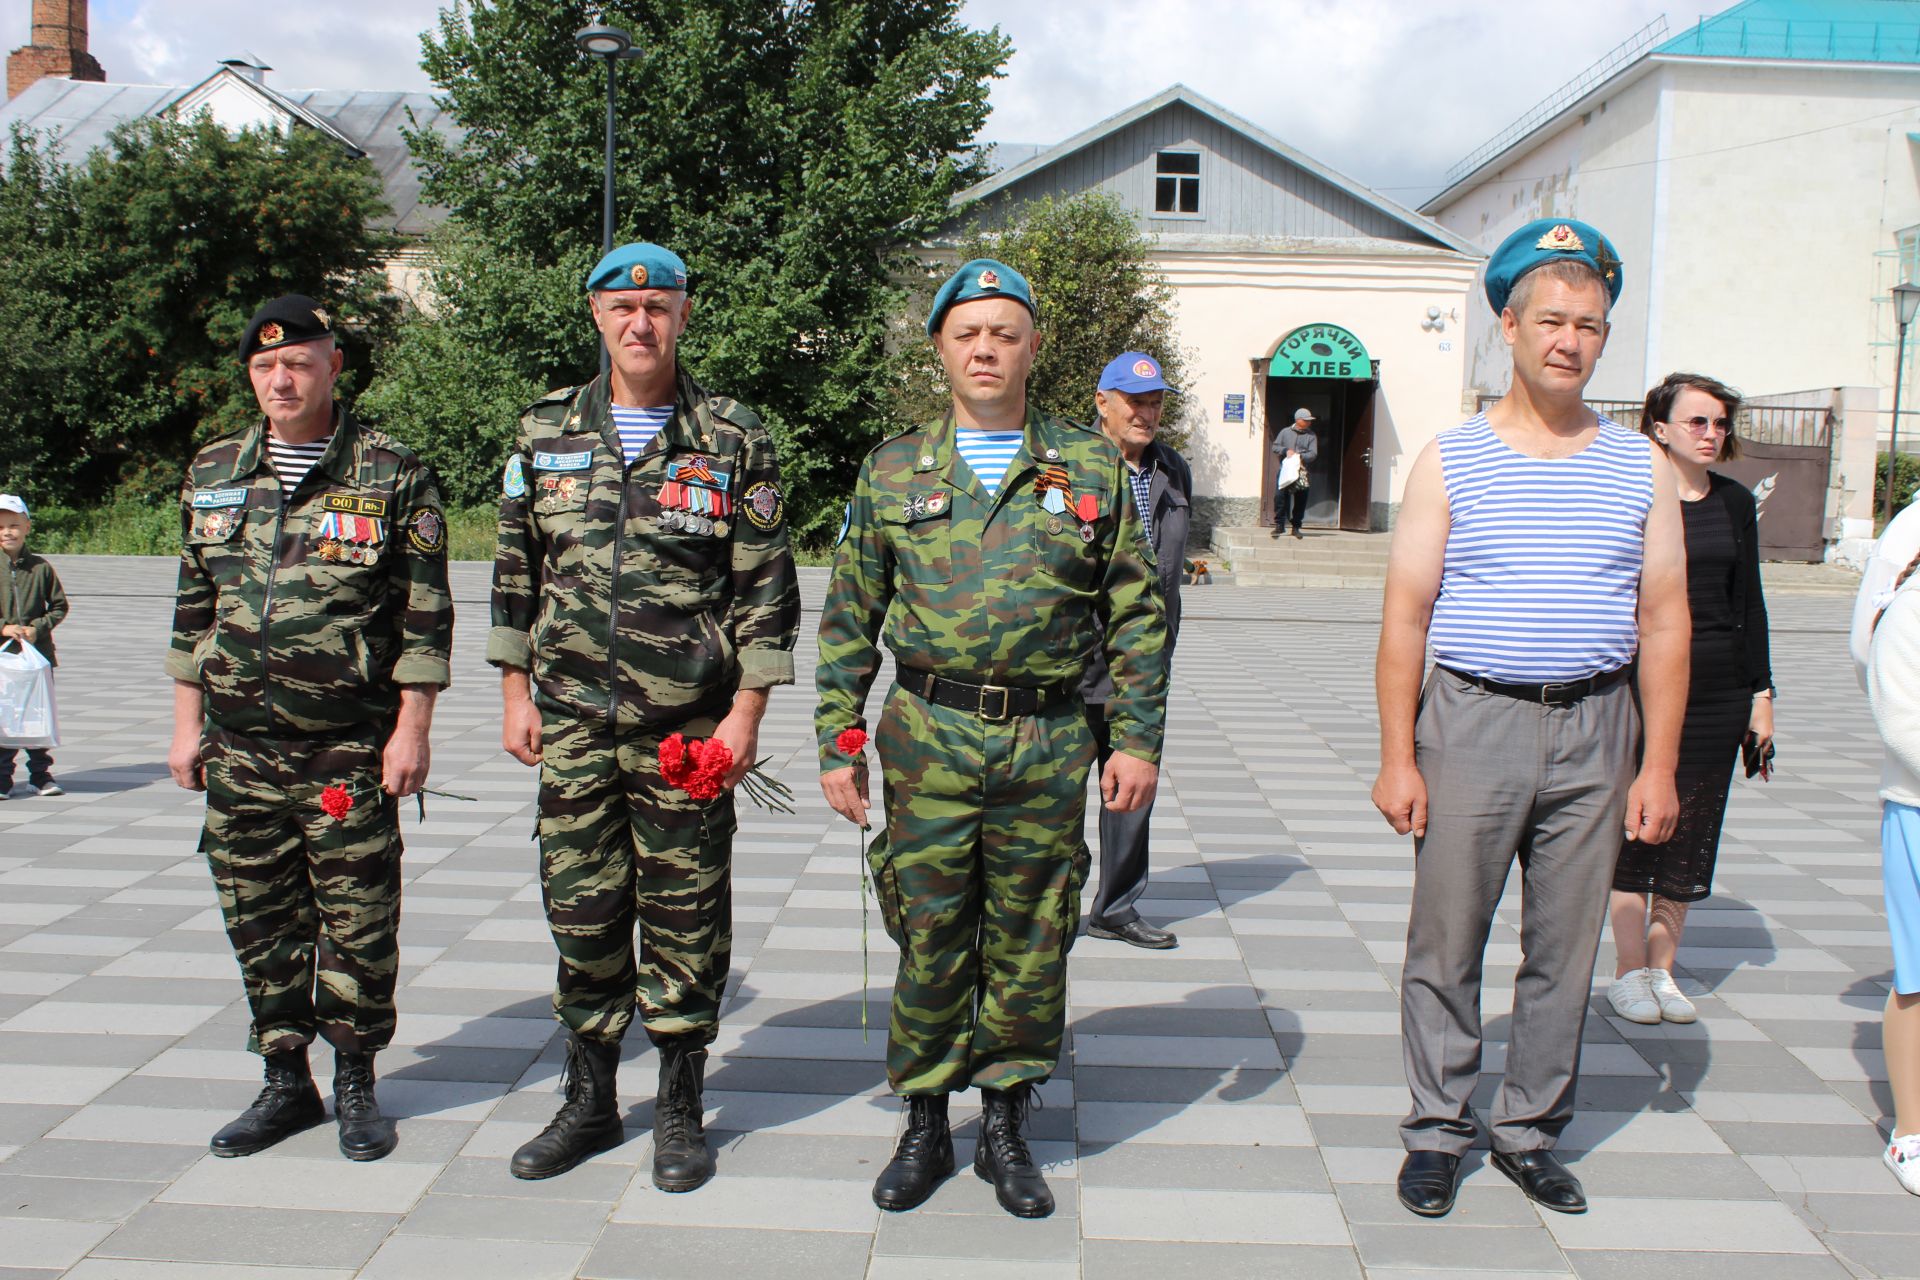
[1657,0,1920,62]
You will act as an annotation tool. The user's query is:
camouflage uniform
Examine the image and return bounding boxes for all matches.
[814,410,1168,1094]
[167,409,453,1055]
[488,369,799,1048]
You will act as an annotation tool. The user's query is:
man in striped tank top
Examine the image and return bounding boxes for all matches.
[1373,220,1690,1218]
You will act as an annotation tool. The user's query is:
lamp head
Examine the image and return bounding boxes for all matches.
[1896,281,1920,328]
[575,23,633,57]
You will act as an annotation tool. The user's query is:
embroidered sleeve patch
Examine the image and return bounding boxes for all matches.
[503,454,527,498]
[743,481,784,531]
[406,507,447,555]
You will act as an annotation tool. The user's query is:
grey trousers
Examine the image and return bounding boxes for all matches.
[1085,701,1151,927]
[1399,666,1637,1155]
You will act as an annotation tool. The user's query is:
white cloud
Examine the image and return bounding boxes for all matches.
[4,0,1726,200]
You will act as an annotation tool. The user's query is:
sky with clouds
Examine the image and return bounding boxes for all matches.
[5,0,1727,201]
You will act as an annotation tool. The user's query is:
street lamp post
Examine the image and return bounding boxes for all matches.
[575,22,640,374]
[1888,282,1920,525]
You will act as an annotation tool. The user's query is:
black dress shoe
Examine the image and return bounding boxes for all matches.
[333,1051,397,1161]
[1086,919,1177,950]
[873,1094,955,1211]
[1491,1149,1586,1213]
[209,1048,326,1157]
[1396,1150,1462,1217]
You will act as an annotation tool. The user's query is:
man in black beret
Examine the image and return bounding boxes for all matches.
[167,294,454,1163]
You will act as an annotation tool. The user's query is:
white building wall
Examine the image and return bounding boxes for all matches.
[1428,66,1665,406]
[1154,248,1478,519]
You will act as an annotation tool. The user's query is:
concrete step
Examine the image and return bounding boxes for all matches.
[1234,571,1384,589]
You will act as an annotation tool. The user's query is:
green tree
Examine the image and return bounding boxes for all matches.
[0,117,398,506]
[366,0,1009,539]
[896,192,1190,449]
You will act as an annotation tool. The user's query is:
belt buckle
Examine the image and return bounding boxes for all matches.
[1539,680,1576,706]
[977,684,1011,722]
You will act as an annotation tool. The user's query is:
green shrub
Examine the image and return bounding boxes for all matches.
[1882,451,1920,515]
[29,501,176,555]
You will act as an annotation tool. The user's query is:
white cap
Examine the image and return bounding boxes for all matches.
[1293,408,1315,422]
[0,494,27,517]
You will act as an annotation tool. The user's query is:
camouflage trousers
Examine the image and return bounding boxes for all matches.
[537,712,735,1047]
[869,681,1094,1095]
[200,725,402,1057]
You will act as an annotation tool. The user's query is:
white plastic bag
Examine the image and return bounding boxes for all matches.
[1276,454,1304,490]
[0,639,58,749]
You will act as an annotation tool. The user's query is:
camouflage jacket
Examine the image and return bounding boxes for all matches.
[487,369,800,730]
[2,549,68,665]
[814,409,1169,768]
[165,408,454,737]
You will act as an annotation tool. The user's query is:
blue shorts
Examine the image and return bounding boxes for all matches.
[1884,802,1920,995]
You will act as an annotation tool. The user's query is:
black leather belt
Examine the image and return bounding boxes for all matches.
[898,668,1071,722]
[1440,664,1628,707]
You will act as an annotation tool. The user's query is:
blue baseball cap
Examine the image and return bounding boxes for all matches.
[1098,351,1171,394]
[926,258,1035,336]
[587,242,689,293]
[1483,218,1622,315]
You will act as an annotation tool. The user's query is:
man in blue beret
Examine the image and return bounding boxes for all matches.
[1080,351,1190,950]
[815,259,1168,1217]
[1372,218,1688,1218]
[490,242,800,1188]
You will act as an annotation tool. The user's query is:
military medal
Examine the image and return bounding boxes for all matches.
[903,494,927,521]
[925,491,947,517]
[1074,492,1099,523]
[1079,523,1095,543]
[1046,516,1062,535]
[662,454,733,533]
[1042,487,1067,515]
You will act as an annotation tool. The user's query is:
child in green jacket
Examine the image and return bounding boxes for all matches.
[0,494,69,797]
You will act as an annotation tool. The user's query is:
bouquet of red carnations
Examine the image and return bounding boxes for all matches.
[656,734,794,812]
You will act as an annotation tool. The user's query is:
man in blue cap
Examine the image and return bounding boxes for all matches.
[1080,351,1191,949]
[490,242,800,1187]
[1372,219,1689,1218]
[814,259,1168,1217]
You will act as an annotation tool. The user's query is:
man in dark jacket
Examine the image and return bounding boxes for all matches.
[1081,352,1190,949]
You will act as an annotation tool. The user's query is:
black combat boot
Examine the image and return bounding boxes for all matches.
[872,1094,955,1211]
[651,1038,714,1192]
[209,1047,326,1157]
[333,1051,396,1161]
[510,1034,624,1180]
[973,1084,1054,1218]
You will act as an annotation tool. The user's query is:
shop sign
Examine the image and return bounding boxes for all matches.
[1268,324,1373,380]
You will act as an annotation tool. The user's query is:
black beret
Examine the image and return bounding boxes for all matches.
[238,295,335,362]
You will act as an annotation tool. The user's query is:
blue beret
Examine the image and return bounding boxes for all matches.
[1098,351,1171,394]
[239,294,334,362]
[926,258,1035,336]
[587,242,689,293]
[1483,218,1623,315]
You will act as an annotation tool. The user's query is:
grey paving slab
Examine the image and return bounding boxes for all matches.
[1,563,1912,1274]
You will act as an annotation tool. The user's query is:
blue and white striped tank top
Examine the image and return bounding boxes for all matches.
[1429,414,1653,683]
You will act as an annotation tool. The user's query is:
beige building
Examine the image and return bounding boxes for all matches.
[1422,1,1920,554]
[953,85,1482,542]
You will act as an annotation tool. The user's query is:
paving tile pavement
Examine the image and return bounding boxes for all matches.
[0,556,1907,1276]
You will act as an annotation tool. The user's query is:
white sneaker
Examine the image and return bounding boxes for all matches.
[1646,969,1697,1023]
[1886,1134,1920,1195]
[1607,969,1661,1023]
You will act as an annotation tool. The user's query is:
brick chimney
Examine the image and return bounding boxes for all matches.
[8,0,107,101]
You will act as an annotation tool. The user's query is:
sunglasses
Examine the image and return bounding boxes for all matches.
[1666,415,1733,435]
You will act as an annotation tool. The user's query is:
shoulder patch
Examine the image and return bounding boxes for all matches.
[406,507,447,556]
[503,454,528,498]
[743,481,784,532]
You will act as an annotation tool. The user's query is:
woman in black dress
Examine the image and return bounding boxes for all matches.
[1608,372,1775,1024]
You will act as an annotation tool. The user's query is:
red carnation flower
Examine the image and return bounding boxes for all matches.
[685,738,733,801]
[319,785,353,821]
[836,728,868,757]
[658,733,694,789]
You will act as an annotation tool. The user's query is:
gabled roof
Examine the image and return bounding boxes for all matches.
[0,70,462,236]
[954,83,1478,256]
[166,65,365,156]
